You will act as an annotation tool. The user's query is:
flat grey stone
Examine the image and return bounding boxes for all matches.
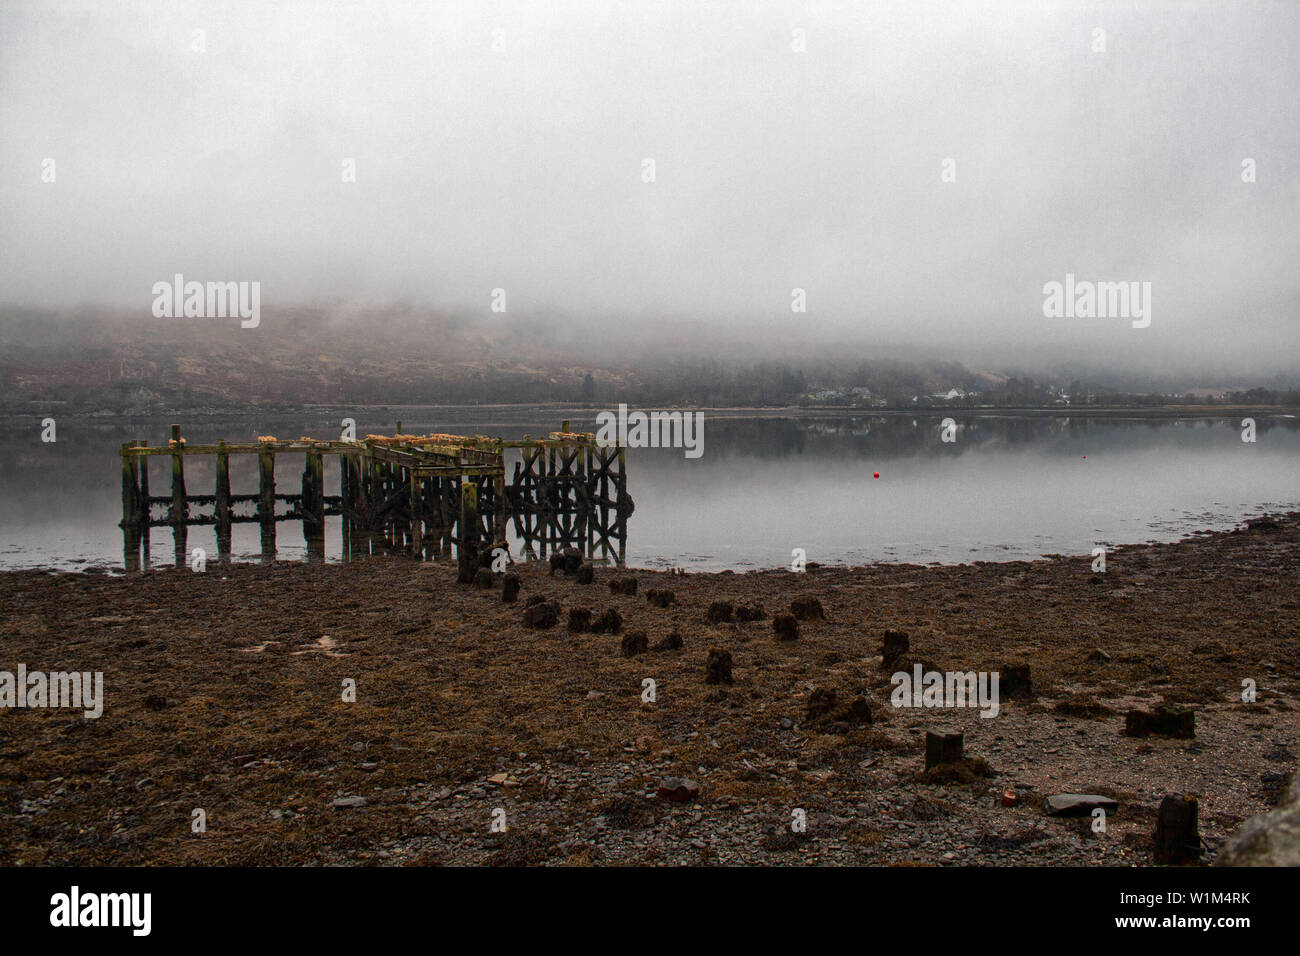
[1045,793,1118,816]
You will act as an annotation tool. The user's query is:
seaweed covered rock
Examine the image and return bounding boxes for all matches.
[549,547,585,576]
[591,608,623,634]
[522,601,560,629]
[881,630,909,669]
[653,629,684,651]
[620,630,648,657]
[790,596,825,621]
[705,649,734,684]
[645,588,675,608]
[706,601,735,624]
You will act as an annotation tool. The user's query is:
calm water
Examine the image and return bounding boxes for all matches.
[1,409,1296,572]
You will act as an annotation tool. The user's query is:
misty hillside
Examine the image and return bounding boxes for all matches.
[2,308,1295,415]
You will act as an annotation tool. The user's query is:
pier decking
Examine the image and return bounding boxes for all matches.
[119,422,632,571]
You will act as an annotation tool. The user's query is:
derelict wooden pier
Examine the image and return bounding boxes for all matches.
[119,422,632,571]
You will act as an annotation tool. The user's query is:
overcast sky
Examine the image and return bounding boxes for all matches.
[1,0,1297,376]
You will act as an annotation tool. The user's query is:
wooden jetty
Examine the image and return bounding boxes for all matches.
[119,422,633,572]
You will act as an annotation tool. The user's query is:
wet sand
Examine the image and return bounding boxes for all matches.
[1,515,1297,866]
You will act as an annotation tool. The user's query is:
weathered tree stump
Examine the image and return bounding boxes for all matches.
[925,731,964,770]
[1001,663,1033,700]
[1154,794,1201,865]
[1124,705,1195,739]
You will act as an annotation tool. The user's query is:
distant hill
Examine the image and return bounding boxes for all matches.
[1,307,1296,415]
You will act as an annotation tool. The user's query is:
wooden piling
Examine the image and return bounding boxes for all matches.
[925,732,964,770]
[259,445,276,560]
[215,442,231,558]
[169,427,186,526]
[408,471,422,554]
[258,446,275,521]
[458,480,478,583]
[120,443,140,528]
[1154,794,1201,865]
[137,441,149,524]
[303,449,325,560]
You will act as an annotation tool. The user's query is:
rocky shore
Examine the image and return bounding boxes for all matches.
[1,516,1297,866]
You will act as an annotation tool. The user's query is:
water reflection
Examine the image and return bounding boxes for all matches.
[1,412,1296,571]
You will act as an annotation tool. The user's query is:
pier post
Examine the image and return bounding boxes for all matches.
[137,441,149,526]
[259,445,276,560]
[616,444,628,565]
[171,425,188,569]
[120,443,140,528]
[121,443,142,571]
[493,469,505,547]
[169,425,186,526]
[367,458,382,529]
[303,449,325,561]
[458,480,479,583]
[215,442,231,560]
[584,444,594,559]
[355,454,370,524]
[407,471,421,555]
[340,455,353,516]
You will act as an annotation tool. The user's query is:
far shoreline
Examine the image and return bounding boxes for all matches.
[3,402,1298,427]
